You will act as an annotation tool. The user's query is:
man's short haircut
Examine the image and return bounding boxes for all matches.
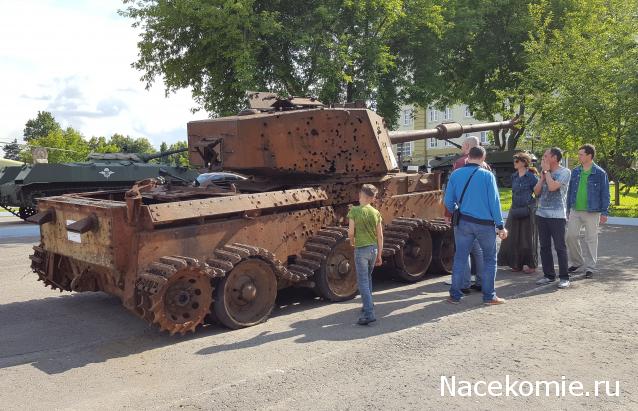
[468,146,486,160]
[361,184,378,198]
[549,147,563,162]
[465,136,480,148]
[579,144,596,159]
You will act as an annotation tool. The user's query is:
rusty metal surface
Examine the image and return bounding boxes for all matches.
[188,108,398,175]
[31,102,462,334]
[144,187,328,224]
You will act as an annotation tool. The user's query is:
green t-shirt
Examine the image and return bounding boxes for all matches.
[575,168,592,211]
[347,204,382,248]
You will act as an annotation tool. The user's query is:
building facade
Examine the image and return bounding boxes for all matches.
[392,104,493,169]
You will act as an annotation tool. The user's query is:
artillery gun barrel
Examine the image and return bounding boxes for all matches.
[140,147,189,162]
[388,119,517,145]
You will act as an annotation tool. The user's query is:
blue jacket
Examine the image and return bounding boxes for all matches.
[444,163,504,229]
[567,163,611,216]
[511,170,539,208]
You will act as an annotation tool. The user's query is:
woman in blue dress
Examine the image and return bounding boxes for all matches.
[497,152,539,273]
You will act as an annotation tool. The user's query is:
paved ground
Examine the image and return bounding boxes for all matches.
[0,216,636,410]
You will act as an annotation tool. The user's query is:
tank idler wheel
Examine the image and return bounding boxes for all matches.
[213,258,277,329]
[383,218,433,282]
[428,229,455,275]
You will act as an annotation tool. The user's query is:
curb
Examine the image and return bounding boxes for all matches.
[502,211,638,227]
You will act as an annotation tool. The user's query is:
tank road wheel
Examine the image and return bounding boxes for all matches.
[137,256,215,335]
[294,227,357,302]
[213,258,278,329]
[383,218,433,282]
[428,228,455,276]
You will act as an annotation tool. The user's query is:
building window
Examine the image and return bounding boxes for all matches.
[444,140,452,147]
[444,106,452,120]
[429,138,437,148]
[402,109,412,126]
[429,107,439,122]
[480,131,488,144]
[396,142,413,157]
[464,106,473,118]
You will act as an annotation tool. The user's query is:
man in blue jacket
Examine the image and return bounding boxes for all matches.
[566,144,610,279]
[444,146,508,305]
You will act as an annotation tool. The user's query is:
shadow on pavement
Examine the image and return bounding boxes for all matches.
[0,225,634,375]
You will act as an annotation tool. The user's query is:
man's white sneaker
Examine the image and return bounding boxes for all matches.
[558,280,571,289]
[536,277,555,285]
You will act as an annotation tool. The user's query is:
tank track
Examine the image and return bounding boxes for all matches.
[135,243,315,334]
[382,217,450,259]
[286,227,348,281]
[30,245,73,292]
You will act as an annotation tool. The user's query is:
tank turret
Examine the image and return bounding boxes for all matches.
[187,94,516,177]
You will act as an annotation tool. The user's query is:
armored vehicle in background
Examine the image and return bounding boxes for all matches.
[430,148,537,187]
[0,148,198,220]
[28,92,516,335]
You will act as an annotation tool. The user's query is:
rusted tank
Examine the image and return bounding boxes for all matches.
[29,93,516,334]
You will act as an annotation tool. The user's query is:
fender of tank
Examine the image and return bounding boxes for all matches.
[0,148,199,219]
[430,148,537,187]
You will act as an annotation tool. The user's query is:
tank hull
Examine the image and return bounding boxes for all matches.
[30,173,450,334]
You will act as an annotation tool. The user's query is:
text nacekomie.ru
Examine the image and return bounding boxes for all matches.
[440,375,620,397]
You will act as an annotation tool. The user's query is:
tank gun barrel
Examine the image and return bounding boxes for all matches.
[388,119,518,145]
[139,147,189,162]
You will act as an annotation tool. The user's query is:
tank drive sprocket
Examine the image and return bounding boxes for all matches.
[137,256,215,335]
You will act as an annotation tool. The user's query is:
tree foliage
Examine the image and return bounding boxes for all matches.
[120,0,446,128]
[157,140,189,166]
[2,139,21,161]
[22,127,91,163]
[523,0,638,204]
[23,111,61,142]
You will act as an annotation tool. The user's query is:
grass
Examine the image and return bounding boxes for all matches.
[498,185,638,218]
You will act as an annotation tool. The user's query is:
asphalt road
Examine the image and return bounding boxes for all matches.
[0,216,636,410]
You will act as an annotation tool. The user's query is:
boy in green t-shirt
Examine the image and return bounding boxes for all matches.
[347,184,383,325]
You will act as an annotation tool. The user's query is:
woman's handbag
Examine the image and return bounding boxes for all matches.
[509,205,530,219]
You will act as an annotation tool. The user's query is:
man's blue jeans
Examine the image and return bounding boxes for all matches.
[450,220,497,302]
[463,239,484,288]
[354,245,377,320]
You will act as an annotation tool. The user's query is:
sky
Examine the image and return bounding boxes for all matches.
[0,0,202,150]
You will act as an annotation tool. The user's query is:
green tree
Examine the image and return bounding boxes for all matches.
[164,141,189,167]
[410,0,576,150]
[23,111,61,142]
[2,139,22,161]
[523,0,638,205]
[87,136,120,153]
[159,141,169,164]
[108,134,155,154]
[120,0,446,127]
[23,127,90,163]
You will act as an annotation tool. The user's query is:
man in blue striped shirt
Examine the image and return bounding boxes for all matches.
[444,146,508,305]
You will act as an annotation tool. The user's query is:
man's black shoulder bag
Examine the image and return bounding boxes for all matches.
[452,167,479,226]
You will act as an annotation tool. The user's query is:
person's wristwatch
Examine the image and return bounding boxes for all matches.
[542,170,549,175]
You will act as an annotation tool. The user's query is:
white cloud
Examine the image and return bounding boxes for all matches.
[0,0,202,148]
